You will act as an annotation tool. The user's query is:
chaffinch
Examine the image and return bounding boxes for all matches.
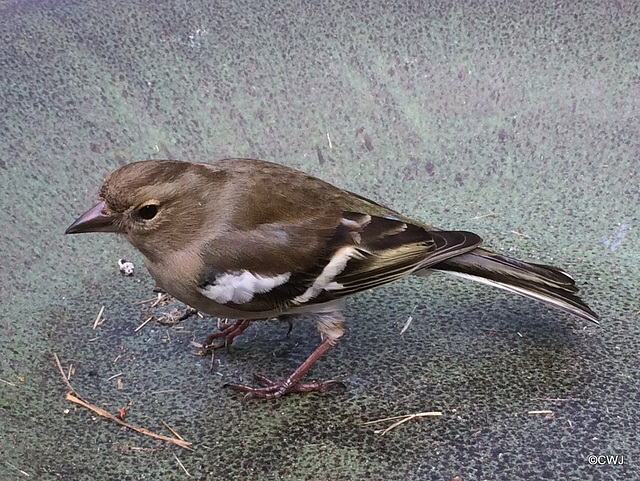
[66,158,598,400]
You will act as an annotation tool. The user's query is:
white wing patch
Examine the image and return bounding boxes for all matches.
[200,271,291,304]
[293,246,366,305]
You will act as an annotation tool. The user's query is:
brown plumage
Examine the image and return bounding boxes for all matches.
[66,158,598,400]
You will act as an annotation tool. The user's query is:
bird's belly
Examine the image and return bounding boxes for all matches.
[146,257,345,321]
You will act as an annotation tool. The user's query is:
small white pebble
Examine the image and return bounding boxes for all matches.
[118,259,135,276]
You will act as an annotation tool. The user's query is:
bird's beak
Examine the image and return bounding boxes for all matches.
[65,201,120,234]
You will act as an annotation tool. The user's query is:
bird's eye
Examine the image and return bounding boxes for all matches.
[138,204,158,220]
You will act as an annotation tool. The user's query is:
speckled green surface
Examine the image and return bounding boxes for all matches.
[1,0,638,479]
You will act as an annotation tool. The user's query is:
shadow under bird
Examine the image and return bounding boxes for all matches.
[66,158,599,400]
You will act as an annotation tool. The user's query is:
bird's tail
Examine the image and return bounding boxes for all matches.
[430,248,599,323]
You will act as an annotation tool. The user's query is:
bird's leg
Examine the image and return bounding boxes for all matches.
[228,339,345,400]
[227,311,346,400]
[202,319,251,352]
[202,314,294,355]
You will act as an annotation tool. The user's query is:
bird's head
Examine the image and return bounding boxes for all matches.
[65,159,222,261]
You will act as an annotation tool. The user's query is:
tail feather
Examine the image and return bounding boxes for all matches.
[432,248,599,324]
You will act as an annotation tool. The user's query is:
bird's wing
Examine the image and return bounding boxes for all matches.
[197,211,482,313]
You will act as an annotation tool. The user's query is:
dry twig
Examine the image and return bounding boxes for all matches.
[162,419,184,440]
[5,461,30,477]
[116,406,129,421]
[510,229,531,239]
[363,411,443,435]
[174,454,191,476]
[472,212,496,220]
[93,306,106,329]
[134,316,154,332]
[155,307,198,325]
[115,444,159,454]
[53,353,192,450]
[135,292,175,307]
[400,305,418,335]
[54,353,74,393]
[64,392,192,449]
[135,296,160,305]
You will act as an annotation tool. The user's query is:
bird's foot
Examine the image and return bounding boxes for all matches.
[201,319,251,353]
[227,373,345,401]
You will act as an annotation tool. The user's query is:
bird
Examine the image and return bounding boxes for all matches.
[65,158,599,400]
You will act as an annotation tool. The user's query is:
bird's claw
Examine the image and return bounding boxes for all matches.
[199,319,251,355]
[225,373,345,401]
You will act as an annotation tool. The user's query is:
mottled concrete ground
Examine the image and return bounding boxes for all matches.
[1,1,638,479]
